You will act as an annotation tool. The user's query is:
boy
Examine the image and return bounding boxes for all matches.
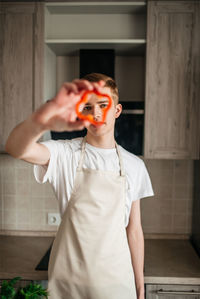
[5,73,154,299]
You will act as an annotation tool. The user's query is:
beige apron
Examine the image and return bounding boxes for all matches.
[48,137,137,299]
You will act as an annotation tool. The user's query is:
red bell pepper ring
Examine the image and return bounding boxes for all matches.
[75,89,112,126]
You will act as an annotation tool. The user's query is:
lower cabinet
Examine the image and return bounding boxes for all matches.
[146,284,200,299]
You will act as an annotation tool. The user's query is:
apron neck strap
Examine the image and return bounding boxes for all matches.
[115,141,125,176]
[77,136,125,176]
[77,137,87,171]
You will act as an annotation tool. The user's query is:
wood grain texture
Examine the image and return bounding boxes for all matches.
[144,1,200,159]
[0,3,44,152]
[34,2,44,111]
[0,2,35,14]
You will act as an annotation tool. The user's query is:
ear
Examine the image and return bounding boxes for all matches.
[115,104,122,119]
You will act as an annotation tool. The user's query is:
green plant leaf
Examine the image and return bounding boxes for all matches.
[0,277,22,299]
[19,282,49,298]
[0,277,49,299]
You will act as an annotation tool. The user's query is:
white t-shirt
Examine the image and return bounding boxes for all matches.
[33,137,154,227]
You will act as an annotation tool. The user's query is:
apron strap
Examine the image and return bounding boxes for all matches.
[77,136,125,177]
[115,142,125,177]
[77,136,87,171]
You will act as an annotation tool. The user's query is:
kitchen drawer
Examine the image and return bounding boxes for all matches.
[146,284,200,299]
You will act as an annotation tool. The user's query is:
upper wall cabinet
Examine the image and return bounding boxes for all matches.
[144,1,200,159]
[44,1,147,103]
[43,2,147,154]
[0,3,44,153]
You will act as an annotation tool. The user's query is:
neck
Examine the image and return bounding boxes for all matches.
[86,131,116,149]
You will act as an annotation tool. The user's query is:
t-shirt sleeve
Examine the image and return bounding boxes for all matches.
[33,140,59,184]
[134,160,154,201]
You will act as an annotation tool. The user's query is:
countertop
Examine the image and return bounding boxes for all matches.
[0,236,53,280]
[1,236,200,284]
[144,239,200,284]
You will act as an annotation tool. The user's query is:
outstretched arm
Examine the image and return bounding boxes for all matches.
[5,79,105,166]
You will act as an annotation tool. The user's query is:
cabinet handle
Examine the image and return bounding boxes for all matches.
[122,109,144,115]
[156,289,200,296]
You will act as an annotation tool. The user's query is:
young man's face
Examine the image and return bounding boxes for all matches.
[82,86,122,137]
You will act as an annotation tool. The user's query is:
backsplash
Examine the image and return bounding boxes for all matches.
[0,155,58,232]
[0,154,194,235]
[141,159,193,234]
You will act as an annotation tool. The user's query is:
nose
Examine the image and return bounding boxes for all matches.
[93,105,102,121]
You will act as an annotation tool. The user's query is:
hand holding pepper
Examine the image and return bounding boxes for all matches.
[32,79,106,132]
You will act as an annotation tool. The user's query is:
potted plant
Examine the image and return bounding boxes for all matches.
[0,277,49,299]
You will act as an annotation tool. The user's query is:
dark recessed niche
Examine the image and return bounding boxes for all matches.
[80,49,115,79]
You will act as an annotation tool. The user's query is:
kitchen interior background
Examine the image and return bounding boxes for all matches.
[0,1,199,238]
[0,154,196,235]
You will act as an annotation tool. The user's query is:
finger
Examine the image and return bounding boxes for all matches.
[98,80,106,87]
[67,110,79,122]
[91,81,106,93]
[92,85,105,95]
[53,84,79,106]
[35,100,60,123]
[73,79,93,91]
[83,120,90,128]
[63,82,79,94]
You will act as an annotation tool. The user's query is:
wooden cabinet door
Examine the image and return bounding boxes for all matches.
[144,1,200,159]
[0,3,44,152]
[146,284,200,299]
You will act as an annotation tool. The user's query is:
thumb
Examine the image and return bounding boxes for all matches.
[83,120,90,128]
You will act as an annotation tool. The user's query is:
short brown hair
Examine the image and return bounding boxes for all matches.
[82,73,119,105]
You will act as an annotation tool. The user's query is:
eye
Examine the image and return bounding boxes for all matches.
[83,106,91,111]
[100,103,108,109]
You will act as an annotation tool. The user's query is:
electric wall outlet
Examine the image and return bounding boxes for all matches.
[48,213,61,226]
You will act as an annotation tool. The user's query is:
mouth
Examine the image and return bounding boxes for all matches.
[91,122,106,128]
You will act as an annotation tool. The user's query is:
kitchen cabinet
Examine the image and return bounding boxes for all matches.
[1,1,199,158]
[44,1,146,103]
[0,2,44,153]
[144,1,200,159]
[146,284,200,299]
[43,1,147,153]
[191,160,200,259]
